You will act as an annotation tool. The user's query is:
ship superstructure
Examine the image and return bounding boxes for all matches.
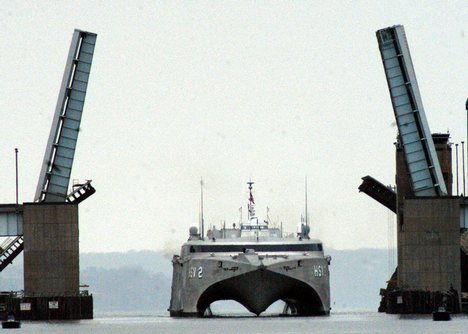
[169,182,331,317]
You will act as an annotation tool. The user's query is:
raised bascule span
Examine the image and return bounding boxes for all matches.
[376,25,446,197]
[360,25,467,314]
[35,30,97,203]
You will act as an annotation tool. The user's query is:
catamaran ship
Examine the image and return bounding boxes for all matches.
[169,181,331,317]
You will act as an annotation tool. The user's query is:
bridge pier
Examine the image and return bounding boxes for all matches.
[16,203,93,320]
[23,203,79,297]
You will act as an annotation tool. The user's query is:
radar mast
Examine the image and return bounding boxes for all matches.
[247,180,256,221]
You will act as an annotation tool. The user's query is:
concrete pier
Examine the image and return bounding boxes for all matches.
[0,293,93,320]
[379,135,466,313]
[398,198,461,293]
[9,202,94,320]
[23,203,80,297]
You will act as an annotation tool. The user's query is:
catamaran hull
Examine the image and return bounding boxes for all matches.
[169,253,330,317]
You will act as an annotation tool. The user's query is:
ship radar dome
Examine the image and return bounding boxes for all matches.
[189,226,199,236]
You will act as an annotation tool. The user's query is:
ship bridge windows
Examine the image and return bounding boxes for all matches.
[188,243,322,253]
[241,225,268,230]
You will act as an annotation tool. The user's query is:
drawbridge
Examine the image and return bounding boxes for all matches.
[360,25,447,207]
[0,29,97,272]
[360,24,467,314]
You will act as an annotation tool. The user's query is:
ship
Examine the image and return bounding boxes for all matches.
[168,181,331,317]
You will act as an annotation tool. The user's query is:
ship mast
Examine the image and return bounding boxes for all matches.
[247,180,256,222]
[305,176,309,228]
[200,177,205,239]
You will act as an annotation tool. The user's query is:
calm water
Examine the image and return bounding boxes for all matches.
[11,311,468,333]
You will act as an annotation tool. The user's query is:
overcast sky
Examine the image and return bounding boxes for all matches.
[0,1,466,253]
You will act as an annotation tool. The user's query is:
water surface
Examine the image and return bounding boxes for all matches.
[13,311,468,333]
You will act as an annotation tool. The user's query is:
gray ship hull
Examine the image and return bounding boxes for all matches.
[169,250,330,317]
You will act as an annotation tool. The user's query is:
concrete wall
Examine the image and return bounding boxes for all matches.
[395,142,413,210]
[398,197,461,292]
[23,203,79,297]
[432,133,452,196]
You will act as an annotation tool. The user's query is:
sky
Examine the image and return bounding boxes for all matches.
[0,1,466,253]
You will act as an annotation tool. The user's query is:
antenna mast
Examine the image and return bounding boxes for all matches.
[200,178,204,239]
[305,176,308,228]
[15,148,19,210]
[247,180,255,220]
[456,143,459,196]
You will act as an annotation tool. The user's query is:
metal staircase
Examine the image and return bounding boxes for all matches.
[0,236,24,272]
[66,180,96,204]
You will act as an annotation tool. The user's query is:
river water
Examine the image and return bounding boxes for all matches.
[11,311,468,333]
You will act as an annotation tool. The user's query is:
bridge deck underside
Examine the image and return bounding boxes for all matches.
[359,176,396,213]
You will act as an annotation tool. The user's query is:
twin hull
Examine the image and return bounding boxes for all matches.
[169,249,330,316]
